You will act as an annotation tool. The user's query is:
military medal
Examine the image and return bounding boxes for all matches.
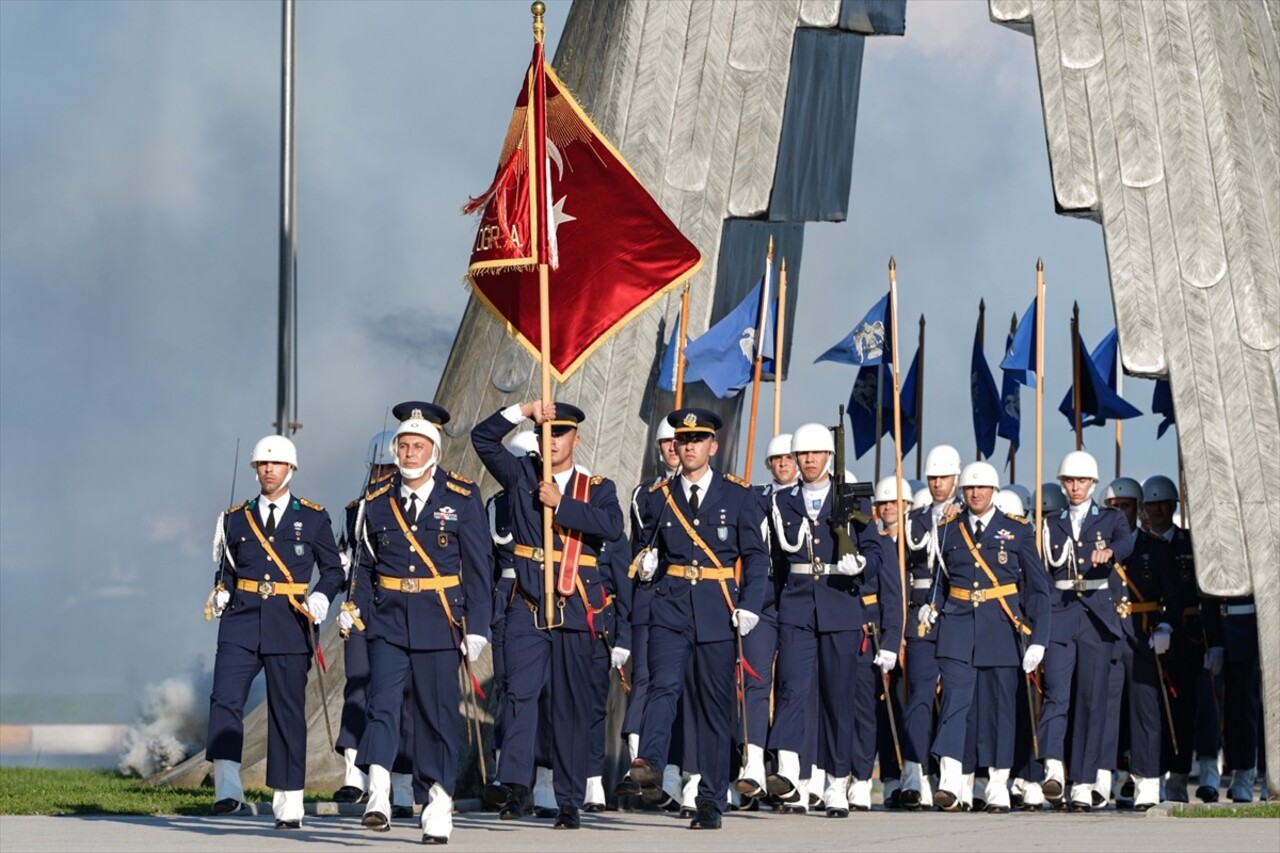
[438,532,449,548]
[998,548,1008,565]
[294,543,304,556]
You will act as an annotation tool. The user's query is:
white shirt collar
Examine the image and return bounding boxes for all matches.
[553,468,575,491]
[968,506,997,530]
[1158,525,1176,543]
[681,467,714,502]
[259,491,290,522]
[400,476,435,507]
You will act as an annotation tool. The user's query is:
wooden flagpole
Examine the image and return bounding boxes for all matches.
[976,299,986,461]
[1008,311,1018,485]
[674,283,691,408]
[1072,301,1083,451]
[916,314,925,480]
[532,3,556,625]
[773,259,787,437]
[1114,336,1123,478]
[742,238,774,483]
[888,257,908,640]
[1035,259,1045,555]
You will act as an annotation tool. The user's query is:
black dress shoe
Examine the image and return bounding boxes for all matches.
[1091,790,1106,808]
[1010,792,1024,809]
[1196,785,1219,803]
[534,806,559,819]
[483,782,512,808]
[689,802,721,829]
[583,802,606,813]
[392,805,416,819]
[615,774,641,797]
[498,784,532,820]
[973,798,986,812]
[735,777,765,798]
[630,758,662,788]
[421,834,448,845]
[826,806,850,818]
[275,819,302,830]
[765,774,800,803]
[362,811,391,832]
[1120,779,1135,799]
[679,806,696,819]
[1134,801,1155,812]
[933,789,960,811]
[884,789,902,809]
[553,804,581,829]
[1042,779,1064,801]
[210,798,245,816]
[900,789,922,810]
[1068,800,1091,813]
[984,803,1010,814]
[333,785,366,804]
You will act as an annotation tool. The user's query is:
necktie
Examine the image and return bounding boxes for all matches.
[405,494,419,520]
[689,484,701,516]
[974,520,984,538]
[265,503,278,537]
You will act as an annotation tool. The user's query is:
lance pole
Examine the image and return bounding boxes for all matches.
[977,299,986,461]
[1035,260,1045,555]
[532,2,556,626]
[1009,311,1018,484]
[916,314,925,480]
[773,259,787,437]
[889,257,908,638]
[675,282,691,408]
[1072,301,1082,451]
[1114,337,1123,478]
[742,238,773,483]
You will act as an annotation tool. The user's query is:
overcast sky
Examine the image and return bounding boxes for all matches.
[0,0,1179,703]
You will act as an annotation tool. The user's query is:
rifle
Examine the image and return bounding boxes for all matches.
[831,405,874,561]
[340,411,391,637]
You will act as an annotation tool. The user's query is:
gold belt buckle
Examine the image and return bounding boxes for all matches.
[400,578,420,593]
[531,547,545,563]
[1116,596,1132,618]
[970,589,986,606]
[683,566,700,582]
[257,580,274,599]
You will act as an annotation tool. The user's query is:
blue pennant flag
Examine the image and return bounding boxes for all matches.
[971,322,1001,459]
[1057,327,1142,428]
[997,326,1021,453]
[682,275,776,398]
[816,292,891,367]
[656,324,679,393]
[845,350,919,460]
[1152,378,1175,439]
[898,348,921,458]
[999,297,1037,388]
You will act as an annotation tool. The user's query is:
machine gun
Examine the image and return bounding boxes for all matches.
[831,405,874,559]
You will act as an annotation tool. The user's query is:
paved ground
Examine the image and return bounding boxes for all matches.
[2,807,1277,852]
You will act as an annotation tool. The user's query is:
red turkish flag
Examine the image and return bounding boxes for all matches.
[465,43,702,381]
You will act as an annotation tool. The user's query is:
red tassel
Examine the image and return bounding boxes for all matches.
[740,655,764,682]
[470,670,487,702]
[314,643,327,675]
[860,633,869,655]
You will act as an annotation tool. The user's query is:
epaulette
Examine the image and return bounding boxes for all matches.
[346,498,361,511]
[227,500,247,514]
[446,480,473,497]
[590,475,605,485]
[298,497,324,512]
[1006,513,1030,525]
[366,482,393,501]
[649,480,667,493]
[722,472,750,488]
[449,471,474,485]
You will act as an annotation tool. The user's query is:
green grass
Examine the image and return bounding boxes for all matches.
[1171,802,1280,819]
[0,767,277,816]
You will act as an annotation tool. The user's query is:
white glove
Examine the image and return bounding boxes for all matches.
[1022,643,1045,673]
[338,605,361,632]
[463,634,489,663]
[835,553,865,576]
[1148,623,1172,655]
[610,647,631,669]
[339,549,352,579]
[732,609,760,637]
[1204,646,1224,676]
[212,588,230,618]
[918,605,938,630]
[638,549,659,582]
[874,649,897,673]
[306,591,330,623]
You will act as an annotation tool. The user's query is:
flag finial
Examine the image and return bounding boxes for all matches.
[532,1,545,43]
[1036,257,1044,271]
[888,255,896,271]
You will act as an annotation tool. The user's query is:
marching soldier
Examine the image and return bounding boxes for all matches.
[898,445,964,809]
[764,423,883,817]
[353,402,492,844]
[334,431,418,816]
[1038,451,1135,810]
[924,461,1049,812]
[629,409,769,829]
[473,400,624,830]
[1202,572,1263,801]
[869,477,910,810]
[1102,477,1176,810]
[205,435,344,828]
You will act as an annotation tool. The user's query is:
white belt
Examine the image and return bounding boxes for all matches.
[500,568,516,579]
[912,578,933,590]
[1222,603,1256,616]
[789,563,837,576]
[1055,578,1109,592]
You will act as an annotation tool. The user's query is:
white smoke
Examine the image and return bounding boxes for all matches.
[118,662,213,777]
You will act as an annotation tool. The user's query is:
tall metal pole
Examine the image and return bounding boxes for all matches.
[915,314,925,481]
[1035,260,1045,556]
[275,0,297,436]
[1008,311,1018,484]
[1071,301,1082,451]
[976,299,986,461]
[1114,337,1123,478]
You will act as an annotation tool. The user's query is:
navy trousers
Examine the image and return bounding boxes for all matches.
[771,625,869,778]
[1222,627,1262,772]
[1121,640,1164,777]
[337,629,415,775]
[1039,604,1118,781]
[933,659,1017,769]
[208,642,309,790]
[621,622,650,739]
[736,606,778,752]
[902,628,939,765]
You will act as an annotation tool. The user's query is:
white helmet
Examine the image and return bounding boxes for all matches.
[958,461,1000,490]
[366,430,397,468]
[1104,477,1143,503]
[907,479,926,498]
[655,419,676,443]
[251,434,297,490]
[993,489,1025,516]
[791,423,835,455]
[924,445,962,478]
[843,469,858,483]
[1005,483,1034,516]
[765,433,793,459]
[505,429,540,458]
[874,476,912,504]
[1057,450,1100,481]
[1041,482,1068,513]
[1142,474,1179,504]
[911,489,933,511]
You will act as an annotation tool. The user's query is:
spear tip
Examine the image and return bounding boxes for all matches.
[1036,257,1044,271]
[888,255,897,270]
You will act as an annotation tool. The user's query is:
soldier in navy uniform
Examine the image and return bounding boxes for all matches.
[353,402,492,844]
[733,432,796,803]
[763,423,883,817]
[472,399,624,830]
[205,434,344,828]
[1102,477,1177,810]
[587,530,633,810]
[898,445,964,809]
[1201,561,1263,801]
[925,461,1049,813]
[333,431,417,816]
[629,408,769,829]
[1037,451,1136,810]
[866,477,909,811]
